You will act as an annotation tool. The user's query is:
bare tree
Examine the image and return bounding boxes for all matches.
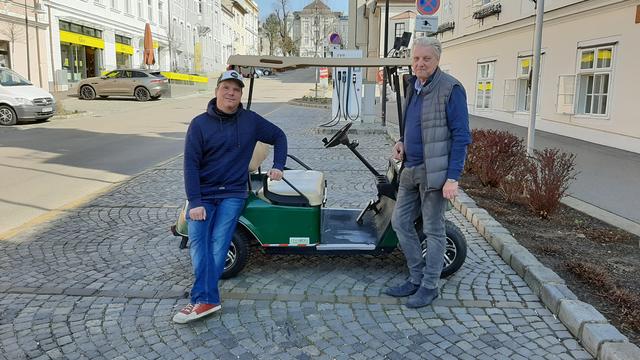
[1,23,23,58]
[274,0,297,56]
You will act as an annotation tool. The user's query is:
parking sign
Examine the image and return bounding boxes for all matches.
[416,0,440,15]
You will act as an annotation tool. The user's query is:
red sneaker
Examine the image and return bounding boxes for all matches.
[172,303,221,324]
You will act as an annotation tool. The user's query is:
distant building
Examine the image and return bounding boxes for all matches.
[291,0,347,57]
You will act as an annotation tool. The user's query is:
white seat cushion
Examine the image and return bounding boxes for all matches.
[258,170,325,206]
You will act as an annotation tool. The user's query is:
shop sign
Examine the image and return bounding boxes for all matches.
[60,30,105,49]
[115,43,134,55]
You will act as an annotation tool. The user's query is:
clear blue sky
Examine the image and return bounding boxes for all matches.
[253,0,348,20]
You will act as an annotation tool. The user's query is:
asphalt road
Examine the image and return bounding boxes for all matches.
[0,73,312,236]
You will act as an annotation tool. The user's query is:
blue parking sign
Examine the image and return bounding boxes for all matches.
[417,0,440,15]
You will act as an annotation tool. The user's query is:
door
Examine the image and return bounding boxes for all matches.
[94,70,120,94]
[85,47,96,78]
[129,70,148,95]
[112,70,134,95]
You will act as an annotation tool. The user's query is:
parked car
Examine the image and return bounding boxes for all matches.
[0,67,55,126]
[77,69,168,101]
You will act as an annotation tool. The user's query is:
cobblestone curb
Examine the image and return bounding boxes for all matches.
[451,191,640,359]
[51,111,92,120]
[288,99,331,109]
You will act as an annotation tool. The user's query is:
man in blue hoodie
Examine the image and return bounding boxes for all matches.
[174,70,287,323]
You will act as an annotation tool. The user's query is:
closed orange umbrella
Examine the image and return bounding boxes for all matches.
[143,23,155,67]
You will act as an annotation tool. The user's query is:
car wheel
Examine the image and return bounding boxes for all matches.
[134,87,151,102]
[0,105,17,126]
[220,227,251,279]
[415,219,467,278]
[80,85,96,100]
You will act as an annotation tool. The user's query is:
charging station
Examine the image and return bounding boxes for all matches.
[330,49,363,124]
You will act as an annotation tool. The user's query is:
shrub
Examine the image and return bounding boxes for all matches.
[465,129,525,187]
[526,148,577,219]
[499,152,530,203]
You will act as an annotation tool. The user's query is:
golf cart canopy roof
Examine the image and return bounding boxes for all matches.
[227,55,411,69]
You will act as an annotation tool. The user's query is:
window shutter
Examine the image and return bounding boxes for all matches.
[556,75,576,114]
[503,79,516,112]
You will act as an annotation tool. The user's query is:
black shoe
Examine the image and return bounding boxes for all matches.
[384,281,420,297]
[406,286,439,308]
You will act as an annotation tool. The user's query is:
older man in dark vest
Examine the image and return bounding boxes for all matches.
[385,37,472,308]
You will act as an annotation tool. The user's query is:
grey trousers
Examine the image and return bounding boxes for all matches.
[391,164,446,289]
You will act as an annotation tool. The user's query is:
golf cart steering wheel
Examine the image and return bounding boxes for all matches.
[322,122,353,148]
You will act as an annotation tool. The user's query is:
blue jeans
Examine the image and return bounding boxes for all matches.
[391,164,446,289]
[187,198,245,304]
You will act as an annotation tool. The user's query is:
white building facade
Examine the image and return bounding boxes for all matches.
[292,0,346,57]
[45,0,170,90]
[435,0,640,153]
[351,0,640,153]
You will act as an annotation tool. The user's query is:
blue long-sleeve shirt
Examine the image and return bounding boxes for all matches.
[402,73,471,180]
[184,99,287,208]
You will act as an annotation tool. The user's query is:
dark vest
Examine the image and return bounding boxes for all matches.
[402,69,461,189]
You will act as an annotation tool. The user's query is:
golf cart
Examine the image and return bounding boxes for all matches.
[171,55,467,279]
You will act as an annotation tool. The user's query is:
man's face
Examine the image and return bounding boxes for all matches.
[412,45,440,82]
[215,80,243,112]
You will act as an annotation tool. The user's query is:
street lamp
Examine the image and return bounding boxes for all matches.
[24,0,31,80]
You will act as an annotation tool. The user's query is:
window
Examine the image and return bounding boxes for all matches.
[576,46,614,115]
[516,56,533,112]
[158,1,163,25]
[148,0,153,22]
[476,61,495,109]
[0,41,10,68]
[125,0,131,13]
[394,23,405,39]
[111,0,118,9]
[138,0,143,17]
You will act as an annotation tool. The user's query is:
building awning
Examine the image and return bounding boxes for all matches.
[60,30,104,49]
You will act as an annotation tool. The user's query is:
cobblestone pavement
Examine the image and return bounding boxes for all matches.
[0,104,593,359]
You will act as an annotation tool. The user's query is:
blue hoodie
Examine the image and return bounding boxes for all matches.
[184,98,287,208]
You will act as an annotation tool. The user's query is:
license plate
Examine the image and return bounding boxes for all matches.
[42,107,53,112]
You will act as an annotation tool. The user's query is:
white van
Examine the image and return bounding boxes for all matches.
[0,67,55,126]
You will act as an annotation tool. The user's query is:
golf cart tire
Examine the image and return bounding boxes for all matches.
[440,221,467,278]
[221,227,251,279]
[415,219,467,278]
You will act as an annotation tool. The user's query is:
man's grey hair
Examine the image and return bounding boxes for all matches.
[412,37,442,59]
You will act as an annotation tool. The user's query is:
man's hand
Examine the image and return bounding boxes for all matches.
[392,141,404,160]
[268,168,283,181]
[189,206,206,221]
[442,180,459,200]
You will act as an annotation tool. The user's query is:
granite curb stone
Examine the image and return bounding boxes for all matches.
[540,284,578,314]
[582,323,628,357]
[451,189,640,359]
[599,343,640,360]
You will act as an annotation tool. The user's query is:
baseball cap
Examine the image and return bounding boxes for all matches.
[217,70,244,88]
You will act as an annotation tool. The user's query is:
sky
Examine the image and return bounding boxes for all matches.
[253,0,349,20]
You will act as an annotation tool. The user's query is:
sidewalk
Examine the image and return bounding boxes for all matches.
[0,102,608,359]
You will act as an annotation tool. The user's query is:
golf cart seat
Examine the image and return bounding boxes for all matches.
[249,142,269,173]
[258,170,325,206]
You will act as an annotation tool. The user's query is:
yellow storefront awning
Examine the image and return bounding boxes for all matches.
[153,40,159,49]
[115,43,134,55]
[60,30,105,49]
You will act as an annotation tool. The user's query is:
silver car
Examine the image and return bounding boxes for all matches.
[77,69,169,101]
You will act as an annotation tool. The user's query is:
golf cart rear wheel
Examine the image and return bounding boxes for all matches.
[417,219,467,278]
[221,227,250,279]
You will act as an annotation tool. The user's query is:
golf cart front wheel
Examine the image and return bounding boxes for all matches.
[417,220,467,278]
[221,227,250,279]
